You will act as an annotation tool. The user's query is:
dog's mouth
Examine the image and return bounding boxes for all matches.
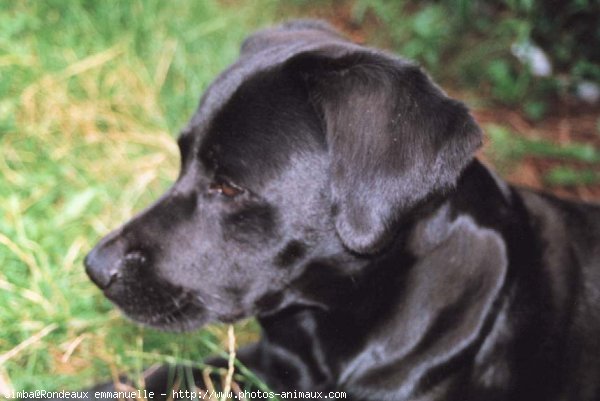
[105,283,259,331]
[120,296,209,332]
[215,309,247,324]
[136,299,209,332]
[100,274,210,331]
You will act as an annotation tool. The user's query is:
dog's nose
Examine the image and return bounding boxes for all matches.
[84,228,149,290]
[84,247,121,290]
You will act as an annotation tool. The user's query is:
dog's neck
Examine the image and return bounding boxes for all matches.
[257,160,548,398]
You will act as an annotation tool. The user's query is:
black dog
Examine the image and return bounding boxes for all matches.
[81,20,600,401]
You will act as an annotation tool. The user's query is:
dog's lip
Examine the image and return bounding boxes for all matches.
[216,309,248,324]
[149,300,203,322]
[122,293,209,332]
[203,303,250,324]
[104,284,208,327]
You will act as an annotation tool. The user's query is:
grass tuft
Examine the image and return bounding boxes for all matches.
[1,0,274,392]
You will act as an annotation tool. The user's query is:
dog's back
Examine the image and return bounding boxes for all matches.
[518,188,600,399]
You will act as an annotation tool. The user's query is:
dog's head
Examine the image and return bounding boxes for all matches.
[84,21,481,331]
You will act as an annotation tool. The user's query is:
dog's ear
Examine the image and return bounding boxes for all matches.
[286,50,482,254]
[237,21,481,253]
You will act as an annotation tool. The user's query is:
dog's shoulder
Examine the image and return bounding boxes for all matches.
[518,187,600,270]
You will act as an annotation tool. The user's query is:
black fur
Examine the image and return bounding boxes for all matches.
[76,20,600,401]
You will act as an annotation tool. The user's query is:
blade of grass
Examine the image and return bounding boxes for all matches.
[487,124,600,163]
[0,324,58,366]
[545,166,600,186]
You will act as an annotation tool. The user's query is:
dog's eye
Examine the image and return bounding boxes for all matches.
[209,180,244,197]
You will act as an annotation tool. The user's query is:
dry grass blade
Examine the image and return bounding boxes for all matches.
[0,324,58,366]
[202,367,217,400]
[154,40,178,91]
[221,325,236,401]
[0,233,42,278]
[0,368,15,397]
[60,334,87,364]
[61,44,126,80]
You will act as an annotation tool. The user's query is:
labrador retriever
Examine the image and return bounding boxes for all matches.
[80,20,600,401]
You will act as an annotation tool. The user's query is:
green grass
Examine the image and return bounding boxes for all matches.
[0,0,277,392]
[487,125,600,164]
[545,167,600,187]
[486,124,600,186]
